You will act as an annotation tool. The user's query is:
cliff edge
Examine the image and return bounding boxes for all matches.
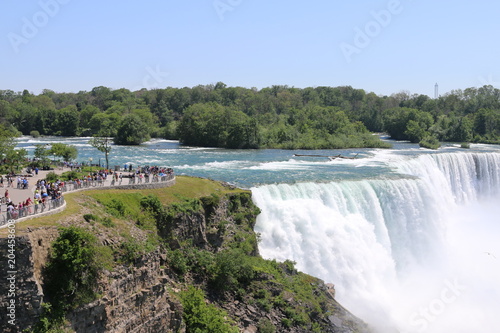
[0,176,372,333]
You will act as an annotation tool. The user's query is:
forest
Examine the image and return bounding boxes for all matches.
[1,83,500,150]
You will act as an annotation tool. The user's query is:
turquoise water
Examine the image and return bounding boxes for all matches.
[17,136,500,188]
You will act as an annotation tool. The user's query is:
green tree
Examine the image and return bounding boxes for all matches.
[89,135,112,169]
[56,105,80,136]
[114,113,150,145]
[50,143,78,162]
[0,125,26,173]
[33,144,50,167]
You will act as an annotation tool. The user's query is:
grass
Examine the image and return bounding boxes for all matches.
[0,176,243,237]
[86,176,242,210]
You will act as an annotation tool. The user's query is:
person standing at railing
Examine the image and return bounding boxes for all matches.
[7,203,14,220]
[17,202,23,217]
[25,197,32,215]
[34,197,39,214]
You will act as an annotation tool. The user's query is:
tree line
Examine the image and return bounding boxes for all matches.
[1,83,500,150]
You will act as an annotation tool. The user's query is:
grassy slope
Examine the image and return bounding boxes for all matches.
[0,176,242,237]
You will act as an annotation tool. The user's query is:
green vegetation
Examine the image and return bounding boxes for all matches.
[0,124,26,173]
[180,286,238,333]
[3,84,500,149]
[37,226,113,331]
[4,84,500,149]
[30,130,40,138]
[44,226,112,307]
[419,135,441,149]
[51,143,78,162]
[89,135,112,169]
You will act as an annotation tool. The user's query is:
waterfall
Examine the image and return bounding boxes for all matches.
[252,152,500,333]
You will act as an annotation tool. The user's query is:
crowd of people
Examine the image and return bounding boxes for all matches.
[1,178,64,220]
[0,164,175,223]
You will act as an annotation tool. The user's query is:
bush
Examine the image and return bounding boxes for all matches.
[100,216,115,227]
[257,318,276,333]
[45,171,59,183]
[180,286,238,333]
[120,240,141,264]
[83,214,97,223]
[43,226,110,311]
[106,199,127,217]
[211,249,255,291]
[419,135,440,149]
[61,170,79,180]
[461,142,470,149]
[169,249,189,276]
[30,130,41,138]
[140,194,163,217]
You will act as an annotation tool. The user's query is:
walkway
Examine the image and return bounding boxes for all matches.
[0,168,175,227]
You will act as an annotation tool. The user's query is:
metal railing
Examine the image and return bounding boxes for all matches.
[58,173,175,190]
[1,197,65,226]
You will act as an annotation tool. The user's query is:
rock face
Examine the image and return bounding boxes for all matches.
[0,231,183,333]
[67,251,183,333]
[0,189,372,333]
[0,235,44,332]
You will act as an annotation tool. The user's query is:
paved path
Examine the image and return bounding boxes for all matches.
[1,168,175,226]
[2,168,68,206]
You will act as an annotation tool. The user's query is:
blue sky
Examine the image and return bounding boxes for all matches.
[1,0,499,97]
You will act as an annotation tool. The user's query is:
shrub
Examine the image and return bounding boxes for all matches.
[257,318,276,333]
[45,171,58,183]
[461,142,470,149]
[211,249,255,291]
[140,194,163,217]
[281,318,292,328]
[419,135,441,149]
[100,216,115,228]
[169,249,189,276]
[83,214,97,223]
[30,130,41,138]
[120,240,141,264]
[106,198,127,217]
[43,226,110,311]
[180,286,238,333]
[61,170,79,180]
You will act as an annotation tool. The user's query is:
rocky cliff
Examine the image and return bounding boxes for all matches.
[0,177,372,333]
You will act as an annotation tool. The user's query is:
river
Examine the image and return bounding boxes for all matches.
[17,136,500,333]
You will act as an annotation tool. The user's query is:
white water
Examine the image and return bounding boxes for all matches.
[253,152,500,333]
